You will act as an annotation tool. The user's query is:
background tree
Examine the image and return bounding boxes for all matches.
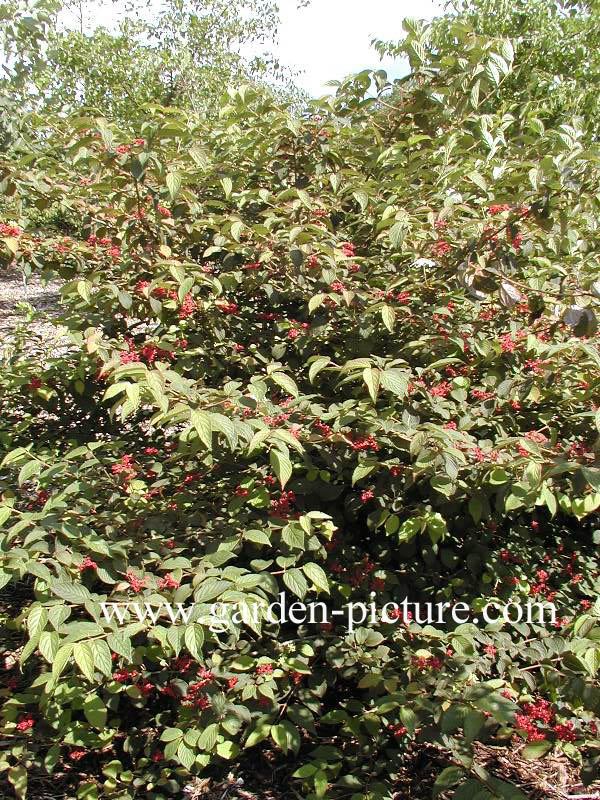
[1,0,304,129]
[374,0,600,140]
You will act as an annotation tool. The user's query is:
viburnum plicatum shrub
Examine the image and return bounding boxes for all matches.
[1,21,600,800]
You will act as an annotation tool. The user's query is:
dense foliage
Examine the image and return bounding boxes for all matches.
[1,14,600,800]
[376,0,600,141]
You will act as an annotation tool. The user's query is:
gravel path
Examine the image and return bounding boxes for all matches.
[0,265,65,357]
[0,265,62,332]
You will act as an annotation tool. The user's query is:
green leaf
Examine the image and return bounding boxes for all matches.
[160,728,183,743]
[3,236,19,256]
[8,765,27,800]
[221,177,233,197]
[176,740,195,769]
[584,648,600,676]
[380,368,408,398]
[389,222,405,248]
[50,580,91,605]
[505,493,524,512]
[468,170,487,192]
[353,190,369,211]
[73,642,95,682]
[38,630,59,663]
[1,447,30,467]
[290,248,304,266]
[302,562,329,594]
[308,293,326,313]
[18,459,42,486]
[27,605,47,639]
[468,495,483,524]
[83,695,107,729]
[363,366,380,403]
[293,764,317,778]
[77,279,92,303]
[216,740,240,759]
[314,769,328,798]
[52,643,74,682]
[118,290,132,310]
[464,710,486,743]
[91,640,113,678]
[244,529,271,545]
[398,517,423,543]
[19,632,40,667]
[283,568,308,600]
[102,759,124,779]
[130,157,146,180]
[522,740,552,760]
[198,723,218,751]
[107,632,132,662]
[165,171,181,201]
[308,356,331,383]
[191,409,213,450]
[296,189,311,208]
[385,514,400,535]
[271,721,301,755]
[500,39,514,63]
[244,718,271,748]
[381,305,396,332]
[430,475,455,497]
[184,624,204,660]
[583,468,600,491]
[426,512,447,544]
[77,781,98,799]
[433,766,465,797]
[467,684,516,724]
[270,447,293,489]
[352,462,377,485]
[282,524,305,550]
[209,413,237,450]
[247,427,271,455]
[271,428,304,454]
[271,372,299,398]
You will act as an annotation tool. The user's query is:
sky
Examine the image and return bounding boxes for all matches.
[275,0,441,96]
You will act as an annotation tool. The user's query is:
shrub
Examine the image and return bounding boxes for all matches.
[0,21,600,800]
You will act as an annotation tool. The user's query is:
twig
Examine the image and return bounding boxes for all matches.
[565,795,600,800]
[520,656,562,672]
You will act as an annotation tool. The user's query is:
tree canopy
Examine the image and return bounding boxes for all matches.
[374,0,600,140]
[1,0,302,130]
